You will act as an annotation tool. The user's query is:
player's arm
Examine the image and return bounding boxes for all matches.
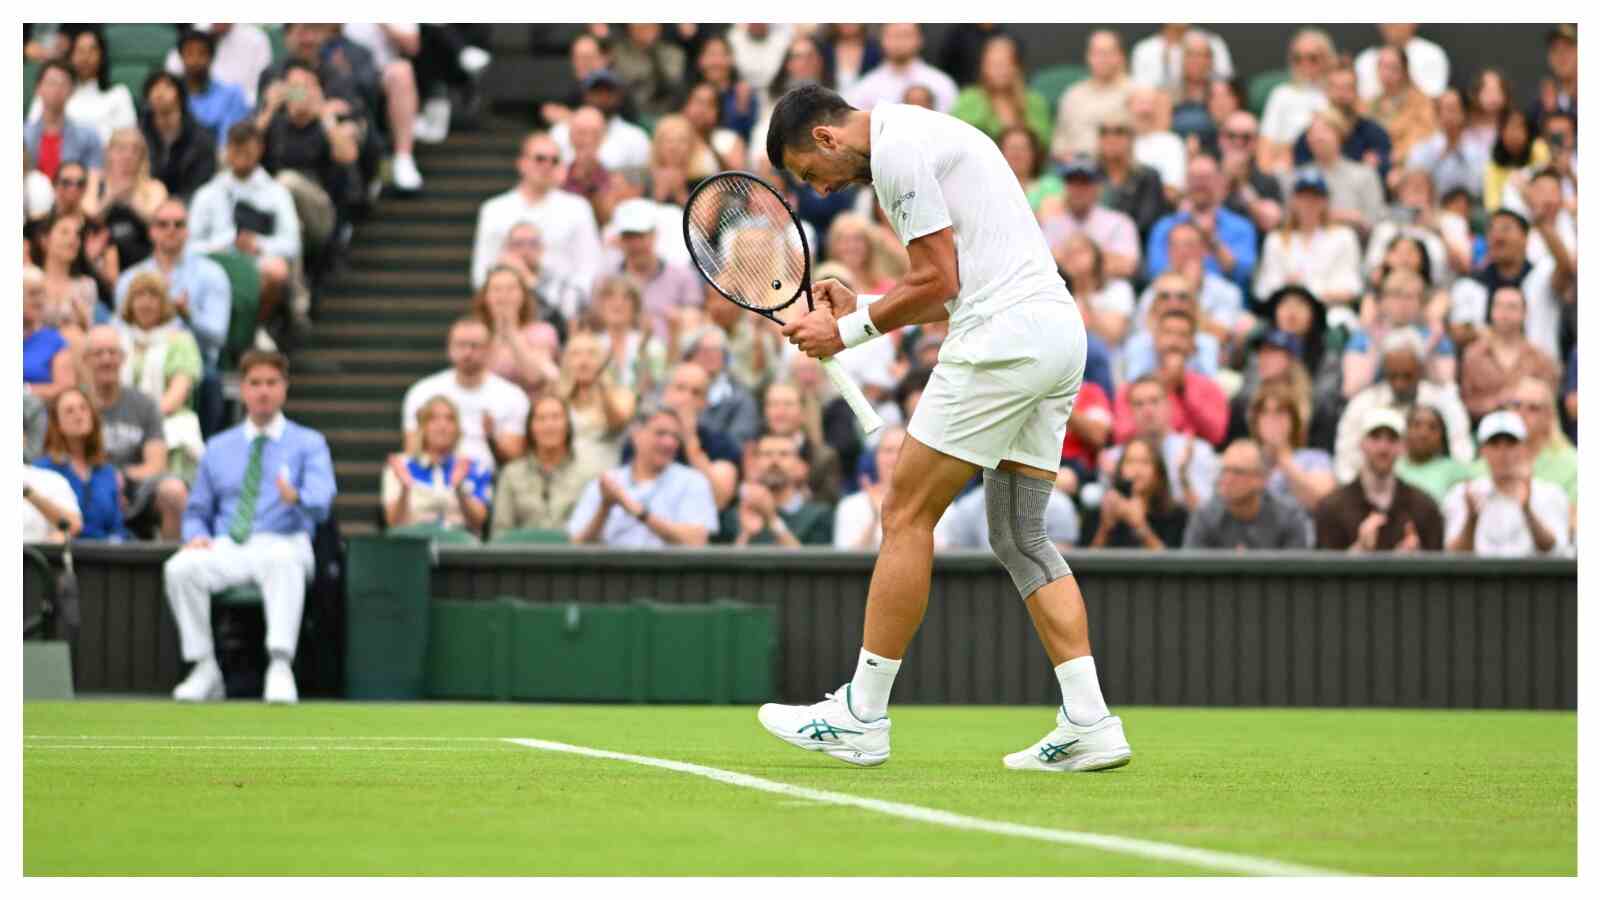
[862,228,959,329]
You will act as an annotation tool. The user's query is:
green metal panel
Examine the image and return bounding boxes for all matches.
[509,601,641,702]
[344,536,432,699]
[426,598,512,700]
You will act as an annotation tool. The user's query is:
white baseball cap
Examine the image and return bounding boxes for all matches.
[1476,409,1528,443]
[612,198,658,235]
[1361,406,1406,438]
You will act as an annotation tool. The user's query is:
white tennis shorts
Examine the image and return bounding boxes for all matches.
[907,300,1086,472]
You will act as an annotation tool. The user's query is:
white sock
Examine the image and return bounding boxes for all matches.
[847,648,901,722]
[1056,656,1111,725]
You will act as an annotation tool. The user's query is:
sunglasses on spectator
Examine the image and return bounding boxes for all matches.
[57,177,86,188]
[1099,126,1132,136]
[1221,466,1263,478]
[1154,290,1193,301]
[525,153,560,165]
[152,218,187,229]
[1291,52,1323,63]
[1222,130,1256,142]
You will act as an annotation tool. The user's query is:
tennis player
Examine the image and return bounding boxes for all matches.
[758,84,1131,772]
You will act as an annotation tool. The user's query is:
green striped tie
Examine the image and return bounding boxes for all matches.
[228,435,268,544]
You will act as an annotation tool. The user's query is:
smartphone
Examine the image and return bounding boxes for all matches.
[1113,477,1134,497]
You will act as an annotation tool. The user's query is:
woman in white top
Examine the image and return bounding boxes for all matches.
[1057,232,1136,348]
[1257,28,1334,174]
[383,395,492,538]
[1254,170,1362,310]
[27,29,138,143]
[680,82,747,172]
[589,274,668,398]
[557,329,637,473]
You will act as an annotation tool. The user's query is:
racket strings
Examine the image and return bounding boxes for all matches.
[685,177,807,312]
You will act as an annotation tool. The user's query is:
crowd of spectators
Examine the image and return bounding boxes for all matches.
[24,22,1579,566]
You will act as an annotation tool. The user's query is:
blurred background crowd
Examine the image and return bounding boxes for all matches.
[21,22,1579,560]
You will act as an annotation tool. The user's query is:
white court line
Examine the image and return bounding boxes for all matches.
[25,744,505,752]
[503,737,1345,877]
[25,735,502,742]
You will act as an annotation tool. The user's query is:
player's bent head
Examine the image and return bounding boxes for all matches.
[766,83,856,172]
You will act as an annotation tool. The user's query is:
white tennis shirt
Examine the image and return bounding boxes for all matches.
[868,103,1072,361]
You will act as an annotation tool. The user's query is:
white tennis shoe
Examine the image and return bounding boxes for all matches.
[1003,708,1132,772]
[757,685,890,767]
[264,659,299,705]
[172,658,224,702]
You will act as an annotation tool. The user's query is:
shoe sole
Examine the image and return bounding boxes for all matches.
[1003,748,1132,772]
[757,713,889,767]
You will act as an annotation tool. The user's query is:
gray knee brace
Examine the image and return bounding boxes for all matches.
[984,469,1073,598]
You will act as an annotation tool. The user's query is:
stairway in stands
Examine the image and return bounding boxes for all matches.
[284,127,524,536]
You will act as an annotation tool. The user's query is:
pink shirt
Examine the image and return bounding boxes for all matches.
[487,322,560,395]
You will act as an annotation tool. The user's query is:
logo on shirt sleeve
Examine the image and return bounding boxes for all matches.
[890,190,916,226]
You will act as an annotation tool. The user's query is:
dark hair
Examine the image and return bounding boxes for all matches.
[1490,207,1531,234]
[35,60,75,95]
[68,29,112,91]
[525,392,576,456]
[1469,68,1510,115]
[238,349,290,379]
[1530,166,1564,187]
[31,211,95,278]
[765,82,856,171]
[141,69,189,112]
[1382,235,1434,287]
[895,367,933,420]
[1115,435,1176,515]
[282,58,322,88]
[768,34,836,99]
[177,27,216,57]
[997,125,1042,178]
[1405,403,1451,459]
[226,121,262,147]
[1491,108,1536,168]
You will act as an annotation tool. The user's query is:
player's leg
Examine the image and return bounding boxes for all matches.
[862,433,980,660]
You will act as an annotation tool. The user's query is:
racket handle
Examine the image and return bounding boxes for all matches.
[820,356,883,436]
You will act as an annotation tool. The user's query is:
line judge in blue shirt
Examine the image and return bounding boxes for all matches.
[165,350,336,705]
[1143,152,1258,292]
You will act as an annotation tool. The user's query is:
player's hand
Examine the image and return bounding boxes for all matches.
[809,278,857,318]
[781,308,845,360]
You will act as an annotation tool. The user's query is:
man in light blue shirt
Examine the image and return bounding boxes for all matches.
[568,404,719,548]
[165,351,335,705]
[1144,153,1258,291]
[114,197,232,369]
[178,29,253,148]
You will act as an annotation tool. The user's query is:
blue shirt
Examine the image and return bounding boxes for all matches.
[24,328,67,383]
[1120,330,1222,382]
[1145,207,1259,291]
[115,253,233,368]
[182,414,337,542]
[566,462,720,548]
[187,79,253,149]
[401,454,494,508]
[36,457,125,540]
[24,116,104,171]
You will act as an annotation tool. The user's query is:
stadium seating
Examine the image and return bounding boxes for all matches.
[1248,68,1290,116]
[1029,64,1088,113]
[387,522,481,544]
[23,60,40,107]
[103,24,176,70]
[489,527,569,545]
[109,62,151,101]
[206,252,262,371]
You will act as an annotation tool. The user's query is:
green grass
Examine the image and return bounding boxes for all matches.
[24,702,1575,876]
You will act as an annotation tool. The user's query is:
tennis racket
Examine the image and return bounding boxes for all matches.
[682,171,884,435]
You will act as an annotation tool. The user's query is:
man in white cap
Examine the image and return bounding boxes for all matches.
[1443,410,1569,556]
[1313,406,1443,552]
[600,197,702,338]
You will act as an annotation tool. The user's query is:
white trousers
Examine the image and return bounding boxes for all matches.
[164,533,315,663]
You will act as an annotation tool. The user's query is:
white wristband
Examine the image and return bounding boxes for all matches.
[837,295,885,350]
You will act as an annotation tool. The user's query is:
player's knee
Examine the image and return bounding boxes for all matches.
[984,470,1071,599]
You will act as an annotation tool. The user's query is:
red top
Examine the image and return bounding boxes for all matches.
[1061,381,1112,469]
[36,130,63,181]
[1111,372,1229,447]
